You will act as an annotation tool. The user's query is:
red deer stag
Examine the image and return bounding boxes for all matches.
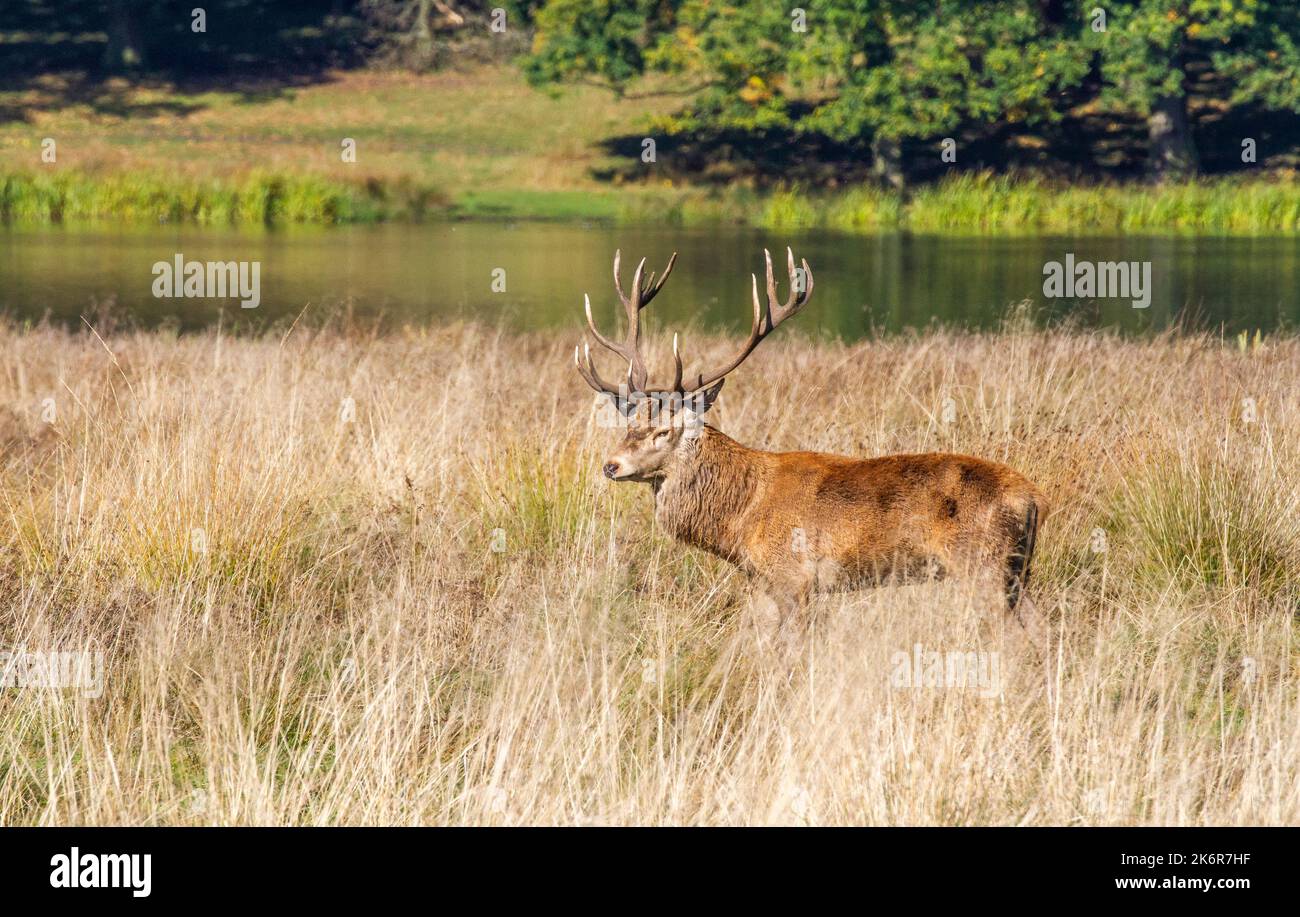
[574,249,1046,644]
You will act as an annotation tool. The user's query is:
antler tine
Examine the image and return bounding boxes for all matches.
[611,251,644,314]
[610,250,677,391]
[614,250,678,310]
[573,343,596,390]
[583,294,628,359]
[640,252,678,307]
[670,333,683,392]
[765,247,813,323]
[624,258,648,388]
[791,247,813,305]
[764,248,779,325]
[574,342,603,393]
[686,247,814,392]
[574,341,622,397]
[629,256,647,305]
[799,254,814,303]
[612,249,626,304]
[589,252,649,390]
[582,250,684,396]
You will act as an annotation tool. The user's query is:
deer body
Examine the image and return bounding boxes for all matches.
[648,425,1044,615]
[574,247,1046,640]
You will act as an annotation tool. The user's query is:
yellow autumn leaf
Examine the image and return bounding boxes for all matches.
[739,75,771,104]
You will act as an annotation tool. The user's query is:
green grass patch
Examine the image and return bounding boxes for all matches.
[3,167,1298,234]
[451,189,623,222]
[1101,449,1300,599]
[1,169,447,225]
[907,173,1300,235]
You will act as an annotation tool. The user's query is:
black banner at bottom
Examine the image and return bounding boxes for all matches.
[0,826,1285,903]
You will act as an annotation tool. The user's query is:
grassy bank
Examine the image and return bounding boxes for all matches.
[627,175,1300,235]
[3,67,1298,233]
[0,168,446,223]
[0,319,1297,824]
[6,167,1300,234]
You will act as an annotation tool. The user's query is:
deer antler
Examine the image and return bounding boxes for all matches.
[575,249,677,397]
[682,247,813,392]
[575,247,812,400]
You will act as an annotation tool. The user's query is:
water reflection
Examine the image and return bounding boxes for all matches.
[1,222,1295,336]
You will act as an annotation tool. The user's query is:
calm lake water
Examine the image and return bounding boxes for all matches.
[2,222,1297,337]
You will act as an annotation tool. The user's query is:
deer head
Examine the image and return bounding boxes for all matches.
[575,248,814,481]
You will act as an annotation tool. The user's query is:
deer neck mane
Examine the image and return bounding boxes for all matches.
[651,425,765,561]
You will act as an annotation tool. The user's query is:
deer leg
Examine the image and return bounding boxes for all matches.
[749,578,811,665]
[1003,501,1047,650]
[1008,590,1049,652]
[748,588,782,646]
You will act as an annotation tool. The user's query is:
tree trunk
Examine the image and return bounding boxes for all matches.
[104,0,147,72]
[871,135,905,191]
[414,0,435,58]
[1147,93,1198,181]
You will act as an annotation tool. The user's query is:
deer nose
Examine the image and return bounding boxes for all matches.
[603,462,621,479]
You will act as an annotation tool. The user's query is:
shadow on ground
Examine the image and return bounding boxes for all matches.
[0,0,368,124]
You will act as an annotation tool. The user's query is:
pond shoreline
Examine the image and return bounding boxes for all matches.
[4,170,1300,236]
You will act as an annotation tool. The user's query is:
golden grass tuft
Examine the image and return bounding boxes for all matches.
[0,319,1296,824]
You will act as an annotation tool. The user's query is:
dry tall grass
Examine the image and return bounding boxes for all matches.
[0,318,1296,825]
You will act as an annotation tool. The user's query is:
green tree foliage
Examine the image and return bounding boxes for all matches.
[524,0,669,89]
[796,4,1088,142]
[525,0,1300,183]
[1088,1,1298,178]
[1215,2,1300,110]
[794,2,1090,185]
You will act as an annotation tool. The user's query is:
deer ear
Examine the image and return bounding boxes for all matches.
[610,391,640,418]
[683,379,725,430]
[593,390,641,423]
[697,378,725,411]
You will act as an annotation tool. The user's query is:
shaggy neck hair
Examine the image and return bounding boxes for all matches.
[651,424,765,564]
